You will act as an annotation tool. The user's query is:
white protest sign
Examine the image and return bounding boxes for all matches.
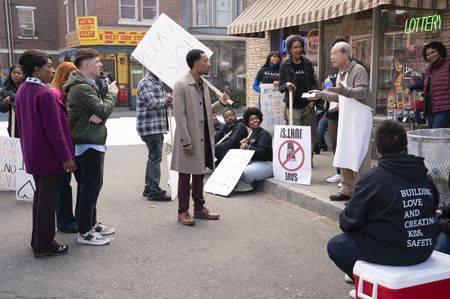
[0,136,19,191]
[131,13,213,89]
[204,149,254,196]
[273,125,311,185]
[15,142,35,201]
[166,152,177,201]
[260,84,285,136]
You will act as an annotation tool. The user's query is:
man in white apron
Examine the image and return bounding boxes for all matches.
[310,41,372,202]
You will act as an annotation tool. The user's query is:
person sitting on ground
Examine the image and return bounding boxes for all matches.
[233,107,273,192]
[327,120,439,286]
[213,113,225,139]
[215,109,248,166]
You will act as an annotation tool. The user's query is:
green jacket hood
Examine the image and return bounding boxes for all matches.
[63,71,92,94]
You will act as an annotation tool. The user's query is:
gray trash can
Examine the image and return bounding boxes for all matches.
[407,128,450,206]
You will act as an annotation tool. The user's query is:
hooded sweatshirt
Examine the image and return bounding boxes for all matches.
[340,154,439,266]
[64,71,117,145]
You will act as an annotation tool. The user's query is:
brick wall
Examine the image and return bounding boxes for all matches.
[246,34,270,107]
[442,11,450,50]
[243,0,270,108]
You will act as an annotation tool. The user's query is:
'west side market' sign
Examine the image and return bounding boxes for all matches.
[404,15,441,34]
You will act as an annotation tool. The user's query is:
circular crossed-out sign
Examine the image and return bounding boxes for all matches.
[278,140,305,172]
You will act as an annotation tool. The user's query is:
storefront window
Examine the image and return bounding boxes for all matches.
[322,11,373,84]
[376,9,442,115]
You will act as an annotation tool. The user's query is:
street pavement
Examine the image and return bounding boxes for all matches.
[0,110,354,299]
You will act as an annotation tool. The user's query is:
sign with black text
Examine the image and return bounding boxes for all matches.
[260,84,285,136]
[273,125,311,185]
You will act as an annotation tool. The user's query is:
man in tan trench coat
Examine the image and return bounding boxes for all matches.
[171,49,230,226]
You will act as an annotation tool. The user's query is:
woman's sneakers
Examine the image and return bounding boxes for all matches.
[78,230,110,246]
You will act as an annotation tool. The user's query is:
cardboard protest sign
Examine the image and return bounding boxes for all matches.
[0,136,35,201]
[204,149,254,196]
[273,125,311,185]
[0,136,18,191]
[260,84,285,136]
[131,13,213,89]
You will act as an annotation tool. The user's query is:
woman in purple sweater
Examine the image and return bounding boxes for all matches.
[422,41,450,128]
[15,50,76,257]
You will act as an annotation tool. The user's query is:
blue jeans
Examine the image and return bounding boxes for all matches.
[317,117,328,147]
[238,160,273,185]
[327,233,362,279]
[435,232,450,254]
[427,110,450,128]
[141,134,164,195]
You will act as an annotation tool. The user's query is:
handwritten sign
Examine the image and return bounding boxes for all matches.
[131,13,213,89]
[204,149,254,196]
[273,125,311,185]
[15,142,34,201]
[0,136,34,201]
[0,136,18,191]
[260,84,285,136]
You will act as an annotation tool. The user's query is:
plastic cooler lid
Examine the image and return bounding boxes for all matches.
[353,251,450,289]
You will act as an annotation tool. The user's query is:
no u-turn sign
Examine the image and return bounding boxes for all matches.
[273,125,311,185]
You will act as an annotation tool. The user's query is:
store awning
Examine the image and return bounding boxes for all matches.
[228,0,449,37]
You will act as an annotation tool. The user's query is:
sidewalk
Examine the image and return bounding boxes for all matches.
[254,151,351,222]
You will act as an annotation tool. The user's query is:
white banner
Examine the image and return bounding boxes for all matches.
[131,13,213,89]
[260,84,285,136]
[273,125,311,185]
[0,136,34,201]
[0,136,18,191]
[204,149,254,196]
[15,142,34,201]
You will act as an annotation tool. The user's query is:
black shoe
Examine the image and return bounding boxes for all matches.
[321,144,328,152]
[313,143,321,155]
[147,192,171,201]
[329,193,351,201]
[34,245,68,258]
[143,187,166,197]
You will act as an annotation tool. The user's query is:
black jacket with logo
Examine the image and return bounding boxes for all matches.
[340,153,439,266]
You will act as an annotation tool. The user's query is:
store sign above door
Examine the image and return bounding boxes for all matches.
[404,15,441,34]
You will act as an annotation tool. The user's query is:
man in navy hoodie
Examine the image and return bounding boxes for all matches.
[327,120,439,282]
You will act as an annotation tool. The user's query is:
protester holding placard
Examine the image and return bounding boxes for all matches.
[234,107,273,192]
[0,64,24,138]
[279,35,318,161]
[171,49,230,226]
[215,109,248,166]
[16,50,76,257]
[253,51,281,104]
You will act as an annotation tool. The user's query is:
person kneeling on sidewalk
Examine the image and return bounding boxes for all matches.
[327,120,439,284]
[234,107,273,192]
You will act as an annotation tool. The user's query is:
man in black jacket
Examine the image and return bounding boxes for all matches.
[327,120,439,281]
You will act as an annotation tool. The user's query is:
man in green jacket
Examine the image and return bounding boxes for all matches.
[65,48,118,246]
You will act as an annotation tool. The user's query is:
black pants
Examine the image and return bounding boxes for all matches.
[56,173,76,230]
[32,174,62,254]
[74,149,104,234]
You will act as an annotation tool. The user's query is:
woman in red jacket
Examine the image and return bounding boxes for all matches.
[422,41,450,128]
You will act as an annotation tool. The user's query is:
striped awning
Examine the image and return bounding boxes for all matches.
[228,0,450,37]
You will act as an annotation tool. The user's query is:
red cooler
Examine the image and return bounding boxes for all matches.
[353,251,450,299]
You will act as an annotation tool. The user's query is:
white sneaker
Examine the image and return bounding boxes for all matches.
[233,182,253,192]
[92,223,115,236]
[326,173,341,183]
[349,289,356,299]
[78,230,110,246]
[344,274,355,284]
